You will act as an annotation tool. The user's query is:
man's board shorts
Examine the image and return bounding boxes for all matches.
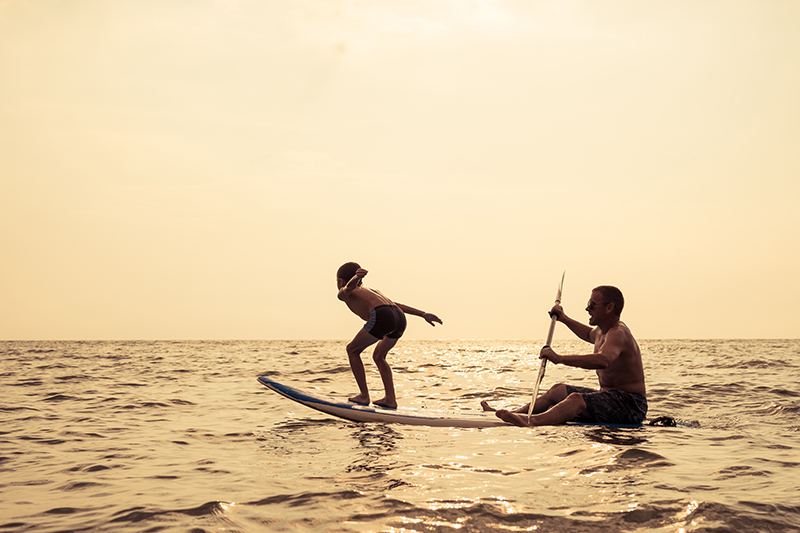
[364,305,407,341]
[566,385,648,425]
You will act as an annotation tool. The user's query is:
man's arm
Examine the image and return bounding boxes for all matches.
[549,305,595,344]
[395,303,443,327]
[541,328,625,369]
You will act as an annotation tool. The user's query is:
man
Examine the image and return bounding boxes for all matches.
[482,285,646,427]
[337,262,442,409]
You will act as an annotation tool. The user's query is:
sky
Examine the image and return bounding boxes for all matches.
[1,0,798,340]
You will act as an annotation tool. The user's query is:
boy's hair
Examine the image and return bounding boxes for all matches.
[337,262,361,283]
[593,285,624,316]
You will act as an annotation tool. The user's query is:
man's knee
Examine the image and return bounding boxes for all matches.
[565,392,586,405]
[563,392,588,416]
[545,383,569,401]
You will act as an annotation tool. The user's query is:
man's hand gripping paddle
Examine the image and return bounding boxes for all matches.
[527,271,565,422]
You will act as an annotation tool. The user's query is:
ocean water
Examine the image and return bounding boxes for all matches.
[1,339,799,533]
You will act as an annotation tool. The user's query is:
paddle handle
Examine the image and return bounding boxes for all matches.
[527,272,565,420]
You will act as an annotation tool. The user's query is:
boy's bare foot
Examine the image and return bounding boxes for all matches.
[496,409,532,427]
[349,393,370,405]
[480,400,496,412]
[373,397,397,409]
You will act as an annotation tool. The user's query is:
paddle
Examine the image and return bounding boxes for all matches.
[527,271,565,421]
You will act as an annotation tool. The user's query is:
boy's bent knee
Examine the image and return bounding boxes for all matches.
[346,342,364,357]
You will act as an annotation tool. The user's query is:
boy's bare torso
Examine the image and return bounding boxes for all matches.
[342,287,394,321]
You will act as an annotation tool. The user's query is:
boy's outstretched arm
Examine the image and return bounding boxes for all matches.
[395,303,443,327]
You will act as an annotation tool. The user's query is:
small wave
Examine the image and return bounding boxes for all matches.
[35,363,69,369]
[55,375,87,381]
[6,479,52,487]
[8,380,44,387]
[771,389,800,398]
[708,358,794,370]
[617,449,672,464]
[42,394,80,402]
[685,500,800,532]
[59,431,107,439]
[457,391,495,401]
[18,436,68,445]
[110,501,233,523]
[759,401,800,417]
[58,481,107,491]
[421,462,509,476]
[170,398,196,405]
[579,449,674,475]
[246,490,363,507]
[43,507,81,515]
[140,402,170,408]
[711,465,770,480]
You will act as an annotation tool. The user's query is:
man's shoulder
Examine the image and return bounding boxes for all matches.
[613,322,641,356]
[612,320,635,336]
[606,322,638,347]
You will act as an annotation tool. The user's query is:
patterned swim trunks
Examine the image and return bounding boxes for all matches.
[364,305,407,340]
[566,385,648,425]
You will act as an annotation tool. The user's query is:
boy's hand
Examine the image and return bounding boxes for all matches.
[423,313,443,327]
[355,268,368,279]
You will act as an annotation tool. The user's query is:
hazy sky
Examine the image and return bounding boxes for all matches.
[1,0,798,340]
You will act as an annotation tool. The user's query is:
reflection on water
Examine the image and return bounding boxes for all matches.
[0,339,799,532]
[583,427,650,446]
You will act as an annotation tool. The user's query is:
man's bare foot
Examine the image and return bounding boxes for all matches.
[496,409,532,427]
[373,397,397,409]
[349,393,370,405]
[480,400,496,412]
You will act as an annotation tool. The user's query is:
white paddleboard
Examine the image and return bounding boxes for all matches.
[257,376,507,428]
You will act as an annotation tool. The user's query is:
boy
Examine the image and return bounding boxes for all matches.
[336,262,442,408]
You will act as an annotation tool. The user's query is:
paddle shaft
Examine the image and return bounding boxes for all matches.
[527,272,565,420]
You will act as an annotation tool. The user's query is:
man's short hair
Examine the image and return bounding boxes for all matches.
[593,285,624,316]
[337,262,361,283]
